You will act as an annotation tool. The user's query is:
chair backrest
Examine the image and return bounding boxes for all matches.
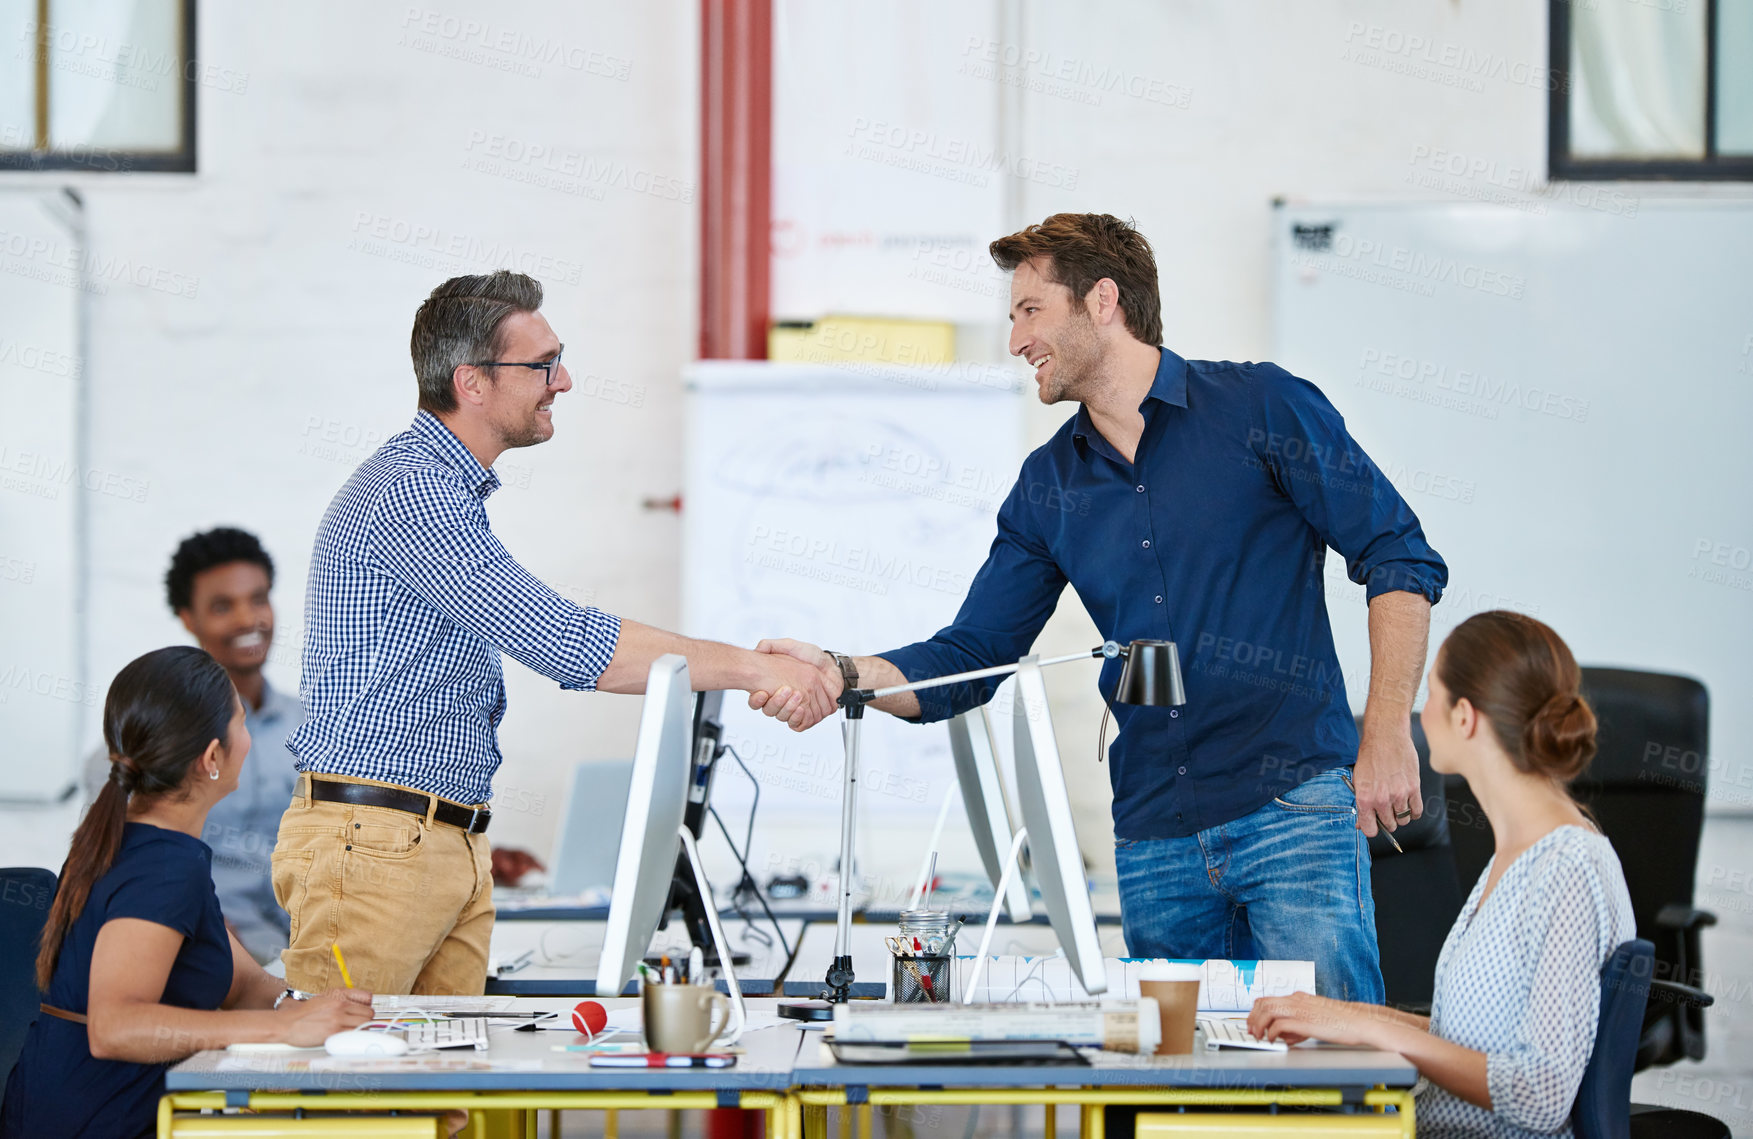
[1574,668,1709,942]
[1573,938,1654,1139]
[0,867,57,1109]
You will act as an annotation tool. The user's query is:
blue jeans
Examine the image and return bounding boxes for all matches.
[1114,766,1385,1003]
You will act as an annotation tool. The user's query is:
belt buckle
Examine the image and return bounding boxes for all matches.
[466,806,490,834]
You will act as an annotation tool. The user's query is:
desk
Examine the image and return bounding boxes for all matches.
[485,896,1126,996]
[485,917,808,996]
[160,999,1418,1138]
[791,1032,1417,1139]
[159,997,803,1138]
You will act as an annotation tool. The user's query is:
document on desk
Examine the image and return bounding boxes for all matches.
[955,957,1313,1012]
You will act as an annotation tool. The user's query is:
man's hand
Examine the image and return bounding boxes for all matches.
[491,847,545,887]
[747,640,842,730]
[1352,721,1421,839]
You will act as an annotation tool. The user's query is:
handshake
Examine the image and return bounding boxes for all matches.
[744,638,847,732]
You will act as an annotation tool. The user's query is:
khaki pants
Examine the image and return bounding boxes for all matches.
[272,773,495,995]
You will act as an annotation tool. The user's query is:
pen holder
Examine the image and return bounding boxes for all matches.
[890,953,954,1003]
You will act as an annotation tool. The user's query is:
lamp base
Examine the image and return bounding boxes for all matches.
[777,999,835,1022]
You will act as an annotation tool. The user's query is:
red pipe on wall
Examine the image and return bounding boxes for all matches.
[699,0,773,360]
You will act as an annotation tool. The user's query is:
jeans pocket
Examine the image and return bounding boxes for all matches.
[347,809,425,860]
[270,848,315,945]
[1271,766,1357,813]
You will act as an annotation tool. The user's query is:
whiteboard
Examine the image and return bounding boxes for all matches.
[682,360,1023,875]
[0,190,86,802]
[1272,200,1753,810]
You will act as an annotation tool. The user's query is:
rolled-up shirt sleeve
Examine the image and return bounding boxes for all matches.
[1485,852,1612,1133]
[878,475,1068,723]
[372,474,621,690]
[1253,364,1448,604]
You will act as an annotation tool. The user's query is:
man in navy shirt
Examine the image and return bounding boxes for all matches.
[755,214,1446,1000]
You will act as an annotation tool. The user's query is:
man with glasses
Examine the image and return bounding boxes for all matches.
[278,271,836,995]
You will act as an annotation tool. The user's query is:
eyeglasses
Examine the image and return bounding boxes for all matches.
[474,345,564,388]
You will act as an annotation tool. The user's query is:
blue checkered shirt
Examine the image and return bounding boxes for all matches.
[288,410,621,803]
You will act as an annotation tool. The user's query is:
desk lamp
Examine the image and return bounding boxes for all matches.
[776,639,1185,1021]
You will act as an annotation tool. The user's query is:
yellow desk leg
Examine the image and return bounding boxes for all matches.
[1080,1103,1107,1139]
[857,1102,872,1139]
[604,1107,618,1139]
[1044,1103,1056,1137]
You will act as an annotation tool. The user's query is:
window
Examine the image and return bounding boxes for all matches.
[0,0,196,173]
[1550,0,1753,179]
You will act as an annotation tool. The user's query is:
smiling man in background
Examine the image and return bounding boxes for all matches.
[82,527,300,964]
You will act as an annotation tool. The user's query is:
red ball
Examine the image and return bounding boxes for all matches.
[571,1000,608,1037]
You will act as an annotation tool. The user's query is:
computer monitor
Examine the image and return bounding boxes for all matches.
[661,691,747,964]
[548,760,635,898]
[594,656,746,1039]
[1008,656,1106,996]
[596,655,694,997]
[946,707,1033,923]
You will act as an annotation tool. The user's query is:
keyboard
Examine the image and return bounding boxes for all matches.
[404,1017,490,1052]
[1198,1017,1288,1052]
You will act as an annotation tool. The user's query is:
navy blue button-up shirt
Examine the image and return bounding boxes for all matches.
[880,348,1447,840]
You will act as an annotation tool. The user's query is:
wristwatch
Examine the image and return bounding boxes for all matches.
[827,651,859,692]
[274,988,312,1010]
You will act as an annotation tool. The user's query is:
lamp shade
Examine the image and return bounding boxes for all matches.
[1116,640,1186,707]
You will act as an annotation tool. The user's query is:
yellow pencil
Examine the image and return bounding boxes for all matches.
[331,943,354,989]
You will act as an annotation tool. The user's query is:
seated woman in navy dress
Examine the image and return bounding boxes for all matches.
[1249,611,1636,1139]
[1,646,371,1139]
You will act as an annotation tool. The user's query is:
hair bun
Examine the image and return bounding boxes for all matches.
[1522,692,1597,782]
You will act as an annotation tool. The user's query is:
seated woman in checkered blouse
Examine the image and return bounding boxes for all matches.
[1249,611,1635,1138]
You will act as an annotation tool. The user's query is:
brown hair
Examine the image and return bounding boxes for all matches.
[37,647,235,989]
[1434,610,1597,783]
[410,271,544,414]
[989,213,1163,345]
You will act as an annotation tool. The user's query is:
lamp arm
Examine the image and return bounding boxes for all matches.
[852,645,1115,704]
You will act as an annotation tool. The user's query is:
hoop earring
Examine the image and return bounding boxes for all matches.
[209,769,220,781]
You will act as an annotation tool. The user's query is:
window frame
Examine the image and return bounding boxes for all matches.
[0,0,198,173]
[1550,0,1753,181]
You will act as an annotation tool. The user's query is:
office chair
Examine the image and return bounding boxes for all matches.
[1359,715,1464,1011]
[1573,939,1726,1139]
[0,867,56,1112]
[1445,667,1715,1069]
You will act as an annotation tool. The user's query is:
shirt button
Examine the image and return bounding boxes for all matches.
[1136,485,1145,493]
[1141,540,1151,549]
[1170,709,1180,718]
[1178,766,1187,775]
[1155,595,1163,604]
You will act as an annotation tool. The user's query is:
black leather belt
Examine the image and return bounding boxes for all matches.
[308,777,491,834]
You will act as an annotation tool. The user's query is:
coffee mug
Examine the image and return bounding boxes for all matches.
[1138,963,1202,1055]
[641,983,731,1053]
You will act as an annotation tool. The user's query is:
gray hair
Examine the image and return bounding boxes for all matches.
[410,271,544,413]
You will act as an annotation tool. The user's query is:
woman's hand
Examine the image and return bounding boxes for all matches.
[1246,991,1392,1048]
[274,989,374,1046]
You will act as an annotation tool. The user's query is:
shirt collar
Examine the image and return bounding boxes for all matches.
[412,409,501,499]
[1071,347,1189,458]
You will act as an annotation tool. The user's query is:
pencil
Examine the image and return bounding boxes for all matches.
[331,943,354,988]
